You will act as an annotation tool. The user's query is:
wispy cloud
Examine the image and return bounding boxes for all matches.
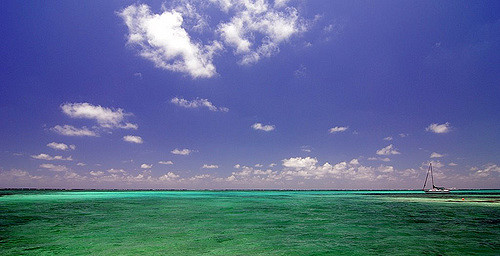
[61,103,137,129]
[329,126,348,133]
[171,97,229,112]
[158,161,173,165]
[202,164,219,169]
[51,125,97,137]
[217,0,307,65]
[383,136,393,141]
[47,142,76,151]
[470,164,500,178]
[376,144,401,156]
[122,135,143,144]
[107,168,126,174]
[368,157,391,162]
[40,163,68,172]
[31,153,72,161]
[252,123,275,132]
[294,65,307,78]
[171,148,193,155]
[301,145,312,153]
[89,171,104,176]
[141,164,152,169]
[430,152,444,158]
[426,122,451,134]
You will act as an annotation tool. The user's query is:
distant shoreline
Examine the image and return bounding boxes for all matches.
[1,188,499,192]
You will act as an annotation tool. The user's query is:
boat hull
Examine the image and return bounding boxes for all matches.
[424,190,450,194]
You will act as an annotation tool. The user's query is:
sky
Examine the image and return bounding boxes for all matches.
[0,0,499,189]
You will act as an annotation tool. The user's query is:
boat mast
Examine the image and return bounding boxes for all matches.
[423,163,431,190]
[430,163,435,189]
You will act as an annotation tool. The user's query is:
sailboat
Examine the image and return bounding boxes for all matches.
[422,163,450,194]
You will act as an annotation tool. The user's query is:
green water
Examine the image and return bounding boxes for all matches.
[1,190,499,255]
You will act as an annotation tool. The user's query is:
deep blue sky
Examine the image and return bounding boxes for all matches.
[1,0,499,189]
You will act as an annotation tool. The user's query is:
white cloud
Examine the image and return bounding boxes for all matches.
[274,0,290,8]
[31,153,72,161]
[294,65,307,78]
[269,163,276,167]
[448,162,458,166]
[367,157,391,162]
[61,103,137,129]
[123,135,143,144]
[141,164,152,169]
[118,1,307,77]
[323,24,334,33]
[252,123,275,132]
[301,145,312,152]
[430,152,444,158]
[471,164,500,178]
[383,136,393,141]
[280,156,393,181]
[0,169,42,183]
[47,142,76,151]
[329,126,348,134]
[234,164,241,169]
[378,165,394,173]
[118,4,222,78]
[89,171,104,176]
[107,168,126,174]
[77,162,86,166]
[282,157,318,169]
[254,164,263,168]
[399,133,409,138]
[171,148,192,155]
[158,161,173,165]
[423,160,444,169]
[171,97,229,112]
[202,164,219,169]
[40,163,68,172]
[376,144,401,156]
[159,172,180,181]
[189,174,212,181]
[51,125,98,137]
[226,166,280,182]
[426,122,451,134]
[120,123,139,130]
[280,157,352,180]
[399,168,419,178]
[217,0,306,65]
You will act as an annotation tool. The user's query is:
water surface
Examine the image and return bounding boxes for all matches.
[1,190,498,255]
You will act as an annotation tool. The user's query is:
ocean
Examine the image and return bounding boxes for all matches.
[1,190,498,255]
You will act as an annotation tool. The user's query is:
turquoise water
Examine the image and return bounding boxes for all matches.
[1,190,499,255]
